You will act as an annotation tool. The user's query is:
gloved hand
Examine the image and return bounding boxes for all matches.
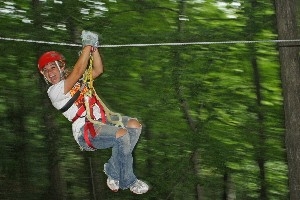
[81,30,99,48]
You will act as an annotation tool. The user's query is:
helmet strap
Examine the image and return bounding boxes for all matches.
[43,76,50,85]
[55,61,65,80]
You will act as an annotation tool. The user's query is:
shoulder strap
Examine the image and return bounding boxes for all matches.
[59,81,84,113]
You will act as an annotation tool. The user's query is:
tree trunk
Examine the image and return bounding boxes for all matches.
[32,0,67,199]
[245,1,268,199]
[274,0,300,199]
[9,71,30,199]
[252,53,267,200]
[43,102,67,200]
[172,1,203,199]
[223,168,236,200]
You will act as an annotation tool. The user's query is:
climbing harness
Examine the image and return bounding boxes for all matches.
[67,54,124,150]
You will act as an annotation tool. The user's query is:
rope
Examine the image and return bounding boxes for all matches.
[1,36,300,47]
[83,55,124,128]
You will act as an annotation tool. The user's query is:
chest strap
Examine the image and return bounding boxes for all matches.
[59,81,85,113]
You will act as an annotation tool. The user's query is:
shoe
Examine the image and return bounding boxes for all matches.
[107,177,119,192]
[130,180,149,194]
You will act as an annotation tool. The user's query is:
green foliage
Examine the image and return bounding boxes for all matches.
[0,0,290,199]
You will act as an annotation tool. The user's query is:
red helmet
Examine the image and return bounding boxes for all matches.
[38,51,65,72]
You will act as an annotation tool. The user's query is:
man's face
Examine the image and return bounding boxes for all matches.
[42,62,62,84]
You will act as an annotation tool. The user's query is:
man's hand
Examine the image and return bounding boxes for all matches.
[81,30,99,48]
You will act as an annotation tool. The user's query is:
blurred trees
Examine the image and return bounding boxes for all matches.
[0,0,297,199]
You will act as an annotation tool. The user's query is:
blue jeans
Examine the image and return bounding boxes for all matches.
[77,116,141,189]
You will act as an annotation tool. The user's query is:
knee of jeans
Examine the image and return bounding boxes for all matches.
[116,128,128,138]
[126,119,142,129]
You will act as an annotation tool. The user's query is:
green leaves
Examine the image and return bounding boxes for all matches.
[0,0,289,199]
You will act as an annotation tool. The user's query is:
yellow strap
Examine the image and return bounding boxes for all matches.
[82,55,124,128]
[83,56,94,97]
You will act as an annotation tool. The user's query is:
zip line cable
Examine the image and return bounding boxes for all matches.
[1,36,300,47]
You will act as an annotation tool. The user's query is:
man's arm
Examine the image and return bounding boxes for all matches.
[64,46,92,94]
[92,48,104,79]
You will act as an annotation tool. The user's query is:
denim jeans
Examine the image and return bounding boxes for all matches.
[77,116,141,189]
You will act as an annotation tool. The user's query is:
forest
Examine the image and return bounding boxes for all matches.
[0,0,300,199]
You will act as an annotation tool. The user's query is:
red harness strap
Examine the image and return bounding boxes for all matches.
[83,121,97,149]
[72,96,106,150]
